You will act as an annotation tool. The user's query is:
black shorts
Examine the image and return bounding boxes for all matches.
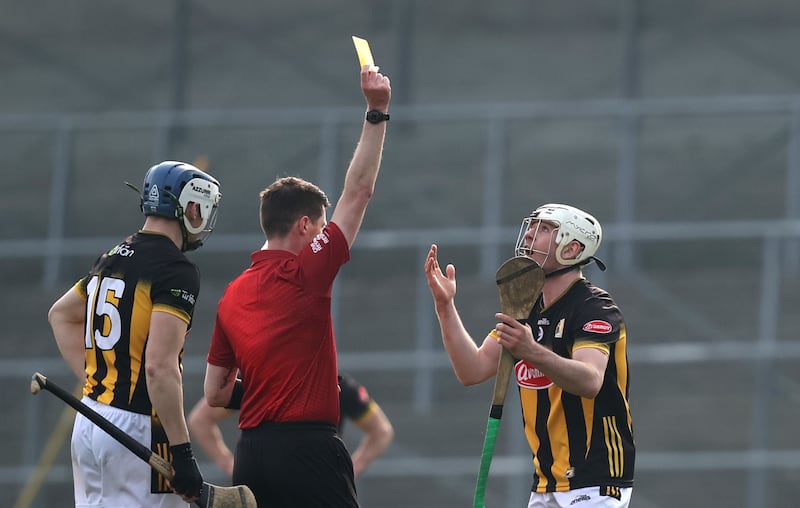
[233,421,358,508]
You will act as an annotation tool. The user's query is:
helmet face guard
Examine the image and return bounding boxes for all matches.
[141,161,221,251]
[515,203,603,268]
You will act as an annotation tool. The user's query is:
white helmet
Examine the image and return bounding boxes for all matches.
[515,203,604,268]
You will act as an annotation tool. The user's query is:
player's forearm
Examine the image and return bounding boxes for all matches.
[351,433,391,478]
[527,348,604,398]
[188,399,236,476]
[147,366,191,444]
[209,436,234,476]
[193,424,233,475]
[48,292,89,381]
[436,303,494,385]
[52,327,87,381]
[352,409,394,477]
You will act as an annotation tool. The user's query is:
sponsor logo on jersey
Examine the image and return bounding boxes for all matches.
[108,244,135,257]
[310,231,331,253]
[537,317,550,326]
[535,326,545,343]
[170,288,196,305]
[515,359,553,389]
[554,318,565,339]
[582,320,612,333]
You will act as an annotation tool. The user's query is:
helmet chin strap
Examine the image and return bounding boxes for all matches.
[544,265,579,279]
[166,190,201,252]
[174,203,204,252]
[183,237,203,252]
[544,256,606,279]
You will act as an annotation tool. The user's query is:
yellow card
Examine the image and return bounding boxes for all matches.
[351,36,378,71]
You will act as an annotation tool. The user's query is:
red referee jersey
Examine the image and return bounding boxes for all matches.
[207,223,350,428]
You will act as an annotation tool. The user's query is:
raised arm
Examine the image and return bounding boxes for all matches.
[330,65,392,246]
[424,244,502,385]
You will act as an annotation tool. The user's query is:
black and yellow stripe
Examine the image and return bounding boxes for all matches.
[76,232,198,415]
[517,278,635,493]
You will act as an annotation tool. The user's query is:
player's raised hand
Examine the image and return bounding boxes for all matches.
[425,244,457,309]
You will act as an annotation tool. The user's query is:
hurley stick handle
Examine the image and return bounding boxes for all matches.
[31,372,174,478]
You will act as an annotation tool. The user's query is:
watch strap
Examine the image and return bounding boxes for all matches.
[366,109,390,124]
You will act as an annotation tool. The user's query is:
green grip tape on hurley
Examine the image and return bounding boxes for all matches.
[473,415,501,508]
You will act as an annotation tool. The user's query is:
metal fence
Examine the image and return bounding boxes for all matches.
[3,97,800,508]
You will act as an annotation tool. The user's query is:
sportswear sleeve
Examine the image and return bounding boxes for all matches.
[73,278,89,300]
[571,291,624,351]
[75,251,106,299]
[296,222,351,296]
[150,260,200,325]
[339,373,374,422]
[207,308,236,369]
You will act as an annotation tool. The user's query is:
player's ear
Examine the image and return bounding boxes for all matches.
[563,240,584,260]
[185,202,201,225]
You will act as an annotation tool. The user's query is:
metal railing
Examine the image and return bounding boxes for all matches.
[5,97,800,507]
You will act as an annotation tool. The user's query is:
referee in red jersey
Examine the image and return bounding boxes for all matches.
[202,65,391,508]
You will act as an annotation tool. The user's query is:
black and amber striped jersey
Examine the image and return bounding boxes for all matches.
[512,277,634,493]
[73,231,200,415]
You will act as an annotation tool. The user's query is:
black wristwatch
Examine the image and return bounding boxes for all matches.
[366,109,390,124]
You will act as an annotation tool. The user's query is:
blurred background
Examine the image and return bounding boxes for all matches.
[2,1,800,507]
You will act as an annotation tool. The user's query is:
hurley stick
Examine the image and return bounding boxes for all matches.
[473,256,544,508]
[31,372,257,508]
